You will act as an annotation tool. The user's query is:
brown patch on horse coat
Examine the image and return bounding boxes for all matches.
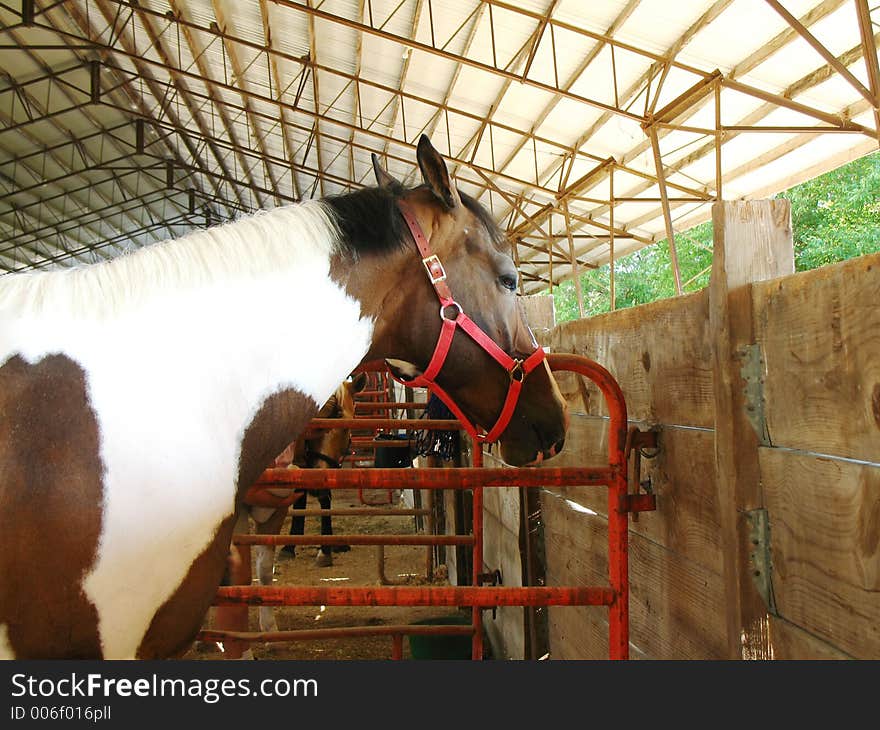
[137,513,239,659]
[0,354,104,658]
[236,389,319,493]
[137,388,318,658]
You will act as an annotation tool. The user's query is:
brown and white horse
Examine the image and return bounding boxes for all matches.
[0,136,568,659]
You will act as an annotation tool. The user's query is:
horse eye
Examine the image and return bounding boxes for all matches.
[498,273,518,291]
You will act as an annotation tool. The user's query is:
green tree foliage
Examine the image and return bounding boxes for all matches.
[782,151,880,271]
[550,150,879,323]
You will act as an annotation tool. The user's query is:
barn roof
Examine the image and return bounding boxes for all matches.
[1,0,878,293]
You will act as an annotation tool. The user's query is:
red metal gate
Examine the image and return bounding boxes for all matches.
[207,353,656,660]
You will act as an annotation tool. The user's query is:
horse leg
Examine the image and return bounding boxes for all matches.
[318,489,349,553]
[314,489,334,567]
[281,490,308,558]
[255,507,286,634]
[215,509,253,659]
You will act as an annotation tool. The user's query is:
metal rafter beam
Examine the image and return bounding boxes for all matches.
[520,0,869,287]
[764,0,874,105]
[269,0,713,115]
[0,115,123,258]
[5,25,177,241]
[9,213,199,273]
[67,55,573,196]
[0,168,176,245]
[305,0,324,197]
[42,2,686,178]
[0,47,152,251]
[164,0,267,208]
[490,1,737,259]
[347,0,366,186]
[855,0,880,143]
[416,3,486,172]
[258,0,302,200]
[503,0,864,256]
[121,0,259,208]
[0,184,223,256]
[210,0,283,203]
[378,0,424,164]
[44,0,237,219]
[0,189,181,258]
[473,0,642,203]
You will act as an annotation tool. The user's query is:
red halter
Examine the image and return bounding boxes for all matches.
[391,199,546,443]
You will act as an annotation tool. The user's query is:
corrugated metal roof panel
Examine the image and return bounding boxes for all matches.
[0,0,876,286]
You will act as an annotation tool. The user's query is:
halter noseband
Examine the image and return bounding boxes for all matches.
[304,398,349,469]
[391,199,546,443]
[305,449,344,470]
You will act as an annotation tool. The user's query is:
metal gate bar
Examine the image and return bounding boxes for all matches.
[214,354,653,659]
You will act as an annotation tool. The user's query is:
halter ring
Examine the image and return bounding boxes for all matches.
[440,301,463,322]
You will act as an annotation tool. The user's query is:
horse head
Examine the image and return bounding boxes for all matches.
[332,136,568,467]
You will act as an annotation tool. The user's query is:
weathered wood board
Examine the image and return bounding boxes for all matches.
[519,293,556,347]
[481,450,525,659]
[755,251,880,462]
[542,488,728,659]
[769,616,852,660]
[548,415,722,575]
[761,447,880,659]
[551,289,713,428]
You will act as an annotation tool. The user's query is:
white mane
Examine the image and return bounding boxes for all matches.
[0,200,341,319]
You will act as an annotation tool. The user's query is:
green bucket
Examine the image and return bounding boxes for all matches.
[408,615,473,660]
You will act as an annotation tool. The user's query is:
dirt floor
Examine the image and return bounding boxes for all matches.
[185,489,466,660]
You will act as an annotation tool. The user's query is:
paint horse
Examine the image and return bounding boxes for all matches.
[0,136,568,659]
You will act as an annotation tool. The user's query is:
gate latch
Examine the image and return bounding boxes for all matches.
[477,569,503,619]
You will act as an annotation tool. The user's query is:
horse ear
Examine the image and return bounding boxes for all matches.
[350,372,368,394]
[371,153,401,190]
[416,135,460,209]
[384,359,424,382]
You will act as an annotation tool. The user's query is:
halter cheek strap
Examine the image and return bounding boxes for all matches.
[392,200,546,443]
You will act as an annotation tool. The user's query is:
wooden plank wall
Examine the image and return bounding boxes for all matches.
[540,204,879,659]
[481,449,526,659]
[545,290,728,659]
[478,294,557,658]
[754,252,880,659]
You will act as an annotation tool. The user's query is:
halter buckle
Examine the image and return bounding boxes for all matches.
[422,255,447,284]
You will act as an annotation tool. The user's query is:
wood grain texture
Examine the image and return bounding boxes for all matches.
[550,289,714,428]
[710,199,794,659]
[519,294,556,347]
[481,449,525,659]
[769,616,852,660]
[761,447,880,658]
[548,415,723,574]
[755,251,880,461]
[541,489,728,659]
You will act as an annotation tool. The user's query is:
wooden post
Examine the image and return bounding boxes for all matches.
[647,123,683,295]
[562,200,585,318]
[609,165,616,311]
[710,200,794,659]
